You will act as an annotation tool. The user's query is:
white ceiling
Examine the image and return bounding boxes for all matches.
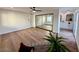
[0,7,79,14]
[0,7,58,14]
[59,7,79,13]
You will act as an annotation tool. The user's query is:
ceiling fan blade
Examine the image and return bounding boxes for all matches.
[30,7,42,12]
[35,10,42,11]
[30,7,35,10]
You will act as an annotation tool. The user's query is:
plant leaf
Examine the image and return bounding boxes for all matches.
[44,31,70,52]
[60,44,71,52]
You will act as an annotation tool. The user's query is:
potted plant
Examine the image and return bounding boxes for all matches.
[44,31,70,52]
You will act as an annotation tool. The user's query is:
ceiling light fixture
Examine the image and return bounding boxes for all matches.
[33,10,36,12]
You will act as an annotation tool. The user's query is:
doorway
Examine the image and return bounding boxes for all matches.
[60,13,74,39]
[60,14,73,32]
[59,13,78,51]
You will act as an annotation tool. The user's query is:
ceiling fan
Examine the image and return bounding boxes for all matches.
[30,7,42,12]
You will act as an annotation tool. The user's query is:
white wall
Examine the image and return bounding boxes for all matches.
[74,11,79,51]
[0,10,32,35]
[72,9,79,51]
[60,21,73,30]
[33,14,36,27]
[53,9,60,33]
[73,11,78,38]
[76,13,79,51]
[0,12,1,26]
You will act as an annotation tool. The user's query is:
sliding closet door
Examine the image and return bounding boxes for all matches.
[35,15,46,26]
[45,15,53,25]
[35,14,53,31]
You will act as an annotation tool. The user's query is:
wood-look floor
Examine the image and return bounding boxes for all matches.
[0,28,78,52]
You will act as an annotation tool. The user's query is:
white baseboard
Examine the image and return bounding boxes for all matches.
[0,25,32,35]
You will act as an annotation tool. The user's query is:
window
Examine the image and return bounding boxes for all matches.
[47,15,52,23]
[36,14,53,26]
